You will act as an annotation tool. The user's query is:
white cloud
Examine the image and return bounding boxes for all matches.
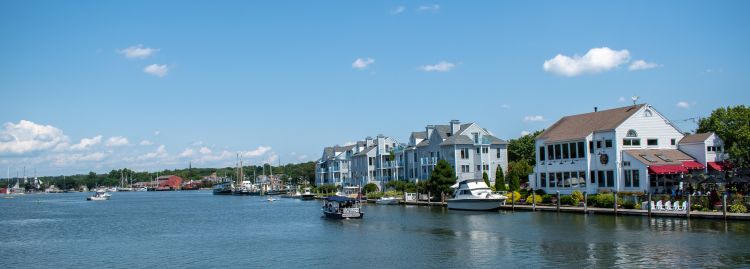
[419,61,455,72]
[242,146,272,157]
[298,154,308,161]
[543,47,631,77]
[263,153,279,164]
[352,58,375,70]
[191,141,204,146]
[53,152,108,166]
[105,136,129,147]
[629,60,661,71]
[676,101,691,109]
[391,6,406,15]
[70,135,102,151]
[521,130,531,136]
[117,44,160,59]
[618,97,626,102]
[199,146,212,155]
[180,148,195,158]
[144,64,169,77]
[0,120,69,156]
[417,4,440,12]
[523,115,545,122]
[139,140,153,146]
[501,104,511,109]
[138,145,168,160]
[154,131,161,136]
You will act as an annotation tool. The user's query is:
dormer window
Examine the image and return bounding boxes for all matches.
[644,109,653,117]
[446,133,451,137]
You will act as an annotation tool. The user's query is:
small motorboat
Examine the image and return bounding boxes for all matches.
[300,187,315,200]
[87,191,111,201]
[447,179,506,211]
[267,196,277,202]
[322,196,363,219]
[375,196,400,205]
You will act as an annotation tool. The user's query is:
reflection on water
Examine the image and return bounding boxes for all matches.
[1,192,749,268]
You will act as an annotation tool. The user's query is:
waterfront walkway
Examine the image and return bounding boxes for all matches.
[391,199,750,221]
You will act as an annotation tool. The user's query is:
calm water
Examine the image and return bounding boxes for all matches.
[2,191,749,268]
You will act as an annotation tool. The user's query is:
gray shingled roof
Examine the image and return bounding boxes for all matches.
[353,146,376,157]
[537,104,646,143]
[679,133,713,144]
[440,135,474,145]
[416,140,430,147]
[484,135,507,145]
[411,131,426,139]
[624,149,695,166]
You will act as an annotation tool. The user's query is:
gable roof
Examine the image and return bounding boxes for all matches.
[624,149,695,166]
[440,135,474,146]
[537,104,646,143]
[411,131,426,139]
[352,146,376,157]
[679,133,713,144]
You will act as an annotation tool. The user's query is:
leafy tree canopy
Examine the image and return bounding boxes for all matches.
[697,105,750,168]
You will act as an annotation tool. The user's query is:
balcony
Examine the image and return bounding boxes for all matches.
[420,157,438,166]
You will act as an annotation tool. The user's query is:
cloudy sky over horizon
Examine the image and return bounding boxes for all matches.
[1,1,749,176]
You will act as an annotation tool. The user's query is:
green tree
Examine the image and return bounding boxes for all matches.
[427,159,457,197]
[697,105,750,168]
[507,130,544,165]
[495,165,506,191]
[508,170,520,191]
[508,160,533,184]
[363,183,379,193]
[482,171,490,187]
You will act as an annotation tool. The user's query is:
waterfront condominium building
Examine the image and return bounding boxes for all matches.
[403,120,508,184]
[531,103,729,195]
[315,120,508,189]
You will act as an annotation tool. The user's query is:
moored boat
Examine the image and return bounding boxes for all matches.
[375,196,400,205]
[212,182,233,195]
[300,187,315,200]
[322,196,363,219]
[87,191,111,201]
[447,179,506,211]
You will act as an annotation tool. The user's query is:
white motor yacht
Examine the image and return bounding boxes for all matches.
[375,196,400,205]
[87,191,111,201]
[447,179,506,211]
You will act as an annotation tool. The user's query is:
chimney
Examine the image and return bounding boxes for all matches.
[425,125,435,139]
[365,136,374,147]
[594,107,598,112]
[450,120,461,135]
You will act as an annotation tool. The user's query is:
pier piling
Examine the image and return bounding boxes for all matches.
[556,191,560,212]
[583,192,587,214]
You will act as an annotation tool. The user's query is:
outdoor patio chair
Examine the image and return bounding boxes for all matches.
[681,201,688,212]
[673,201,682,211]
[650,201,656,211]
[664,201,673,211]
[655,200,664,211]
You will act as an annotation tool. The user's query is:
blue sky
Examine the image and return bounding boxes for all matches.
[1,1,748,176]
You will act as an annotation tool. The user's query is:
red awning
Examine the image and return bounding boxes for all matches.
[681,160,706,170]
[708,161,732,171]
[648,165,689,175]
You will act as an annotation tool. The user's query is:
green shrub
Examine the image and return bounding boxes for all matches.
[542,194,553,204]
[525,194,542,205]
[534,189,546,195]
[591,194,615,208]
[384,190,402,197]
[571,190,584,205]
[367,192,383,199]
[560,195,572,205]
[690,204,703,211]
[506,191,521,203]
[622,201,636,209]
[730,203,748,213]
[363,183,379,193]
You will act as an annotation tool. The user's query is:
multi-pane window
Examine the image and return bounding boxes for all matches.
[624,169,640,188]
[549,173,556,188]
[477,165,481,171]
[623,138,641,146]
[548,145,554,160]
[606,170,614,187]
[540,173,547,187]
[496,149,501,158]
[482,148,489,153]
[578,142,585,158]
[589,141,594,153]
[569,143,577,158]
[605,140,613,148]
[476,148,481,154]
[671,139,676,145]
[579,171,587,188]
[540,146,546,161]
[461,165,470,173]
[598,171,605,187]
[647,139,658,146]
[562,143,569,159]
[554,144,561,159]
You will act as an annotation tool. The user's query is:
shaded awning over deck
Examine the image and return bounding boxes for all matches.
[648,165,689,175]
[681,160,706,170]
[708,161,732,171]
